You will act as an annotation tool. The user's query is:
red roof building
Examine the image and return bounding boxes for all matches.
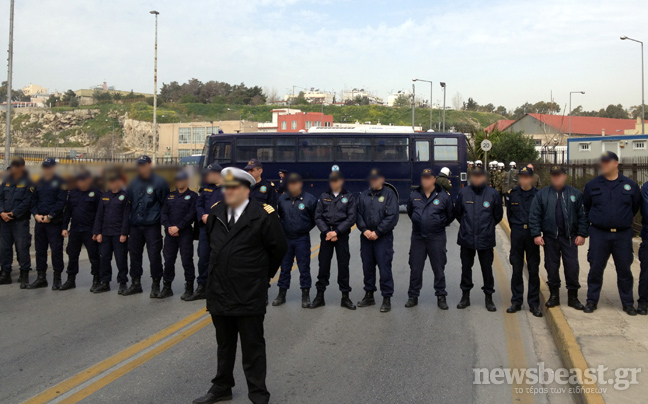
[484,119,514,134]
[277,112,333,132]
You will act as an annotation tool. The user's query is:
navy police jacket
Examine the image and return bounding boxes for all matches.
[641,181,648,240]
[93,190,131,236]
[161,189,198,232]
[196,183,223,223]
[250,178,277,209]
[62,188,101,232]
[356,186,399,237]
[0,172,34,221]
[505,186,538,228]
[455,183,503,249]
[583,174,641,231]
[127,173,169,226]
[407,185,455,239]
[314,189,357,236]
[31,174,68,223]
[277,191,317,239]
[528,185,588,239]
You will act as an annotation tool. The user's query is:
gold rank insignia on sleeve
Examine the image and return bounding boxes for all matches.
[263,203,275,214]
[211,201,221,209]
[508,190,512,194]
[270,182,275,186]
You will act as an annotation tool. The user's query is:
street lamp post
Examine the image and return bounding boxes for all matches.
[413,79,433,131]
[621,36,645,134]
[569,91,585,136]
[440,82,447,131]
[150,10,159,164]
[228,108,242,132]
[411,84,415,131]
[5,0,15,168]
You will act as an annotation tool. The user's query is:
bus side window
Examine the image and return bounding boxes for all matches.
[433,138,458,161]
[275,138,296,162]
[374,138,409,161]
[299,138,333,161]
[337,138,371,161]
[212,142,232,163]
[415,141,430,161]
[236,138,273,162]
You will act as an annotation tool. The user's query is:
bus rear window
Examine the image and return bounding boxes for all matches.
[300,138,333,162]
[434,137,458,161]
[337,138,371,161]
[374,138,409,161]
[236,138,273,162]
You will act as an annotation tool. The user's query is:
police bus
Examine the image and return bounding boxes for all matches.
[201,127,467,203]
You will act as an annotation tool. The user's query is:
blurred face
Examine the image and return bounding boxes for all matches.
[279,172,285,179]
[206,172,221,185]
[527,164,535,170]
[550,173,567,189]
[329,179,343,193]
[138,163,152,179]
[176,179,189,190]
[246,167,262,181]
[287,181,303,196]
[600,160,618,177]
[421,175,436,191]
[10,164,25,178]
[108,178,123,192]
[518,174,533,188]
[77,177,92,191]
[224,185,250,207]
[471,173,487,186]
[369,177,385,190]
[42,165,56,179]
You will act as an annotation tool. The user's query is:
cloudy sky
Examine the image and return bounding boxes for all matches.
[1,0,645,112]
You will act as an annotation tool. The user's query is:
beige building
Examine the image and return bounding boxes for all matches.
[623,117,647,135]
[157,120,258,159]
[22,84,48,96]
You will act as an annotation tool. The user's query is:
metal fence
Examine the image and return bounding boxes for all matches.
[0,152,183,166]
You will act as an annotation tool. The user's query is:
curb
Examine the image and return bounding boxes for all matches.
[499,219,604,404]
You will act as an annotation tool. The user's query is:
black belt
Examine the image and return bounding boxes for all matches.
[592,225,630,233]
[511,223,530,229]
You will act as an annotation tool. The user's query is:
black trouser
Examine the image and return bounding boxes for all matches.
[162,228,195,283]
[509,226,540,307]
[543,233,580,290]
[210,315,269,404]
[315,232,351,293]
[0,219,31,273]
[360,233,395,297]
[407,234,447,298]
[197,226,210,284]
[639,240,648,305]
[460,246,495,295]
[128,224,163,279]
[35,221,64,274]
[66,230,100,276]
[99,235,129,284]
[586,227,634,306]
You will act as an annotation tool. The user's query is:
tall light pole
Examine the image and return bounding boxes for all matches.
[411,84,416,131]
[5,0,15,169]
[621,36,645,134]
[150,10,159,164]
[228,108,242,132]
[440,82,447,131]
[413,79,433,130]
[569,91,585,136]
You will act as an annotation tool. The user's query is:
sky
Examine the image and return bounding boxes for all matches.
[0,0,646,113]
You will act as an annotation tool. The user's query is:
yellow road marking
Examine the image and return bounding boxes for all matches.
[492,248,536,404]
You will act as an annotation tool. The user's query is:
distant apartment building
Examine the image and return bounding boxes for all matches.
[22,84,48,96]
[277,111,333,132]
[387,91,411,107]
[258,108,303,132]
[284,89,335,105]
[342,88,383,104]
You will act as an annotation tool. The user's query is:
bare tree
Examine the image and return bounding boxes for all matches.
[264,87,279,104]
[452,92,464,110]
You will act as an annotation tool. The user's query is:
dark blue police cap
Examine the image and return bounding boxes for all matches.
[518,166,533,176]
[287,172,302,183]
[76,170,91,180]
[244,159,262,170]
[137,155,152,165]
[368,168,384,180]
[421,168,436,177]
[42,157,57,167]
[175,170,189,181]
[329,171,344,181]
[601,151,619,162]
[471,167,487,176]
[207,163,222,173]
[550,165,566,175]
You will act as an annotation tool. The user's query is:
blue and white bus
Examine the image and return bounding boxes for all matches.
[201,128,468,203]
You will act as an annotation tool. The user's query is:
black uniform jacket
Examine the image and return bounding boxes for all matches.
[407,185,455,239]
[206,200,287,316]
[63,188,101,232]
[455,183,503,250]
[314,188,356,236]
[0,172,34,221]
[528,185,588,239]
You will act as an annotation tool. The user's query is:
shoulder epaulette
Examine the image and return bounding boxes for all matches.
[508,189,512,194]
[263,203,275,214]
[446,191,451,196]
[211,201,221,209]
[270,181,275,187]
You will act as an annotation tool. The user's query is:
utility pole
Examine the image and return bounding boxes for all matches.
[411,84,415,131]
[440,82,447,131]
[150,10,159,164]
[5,0,15,169]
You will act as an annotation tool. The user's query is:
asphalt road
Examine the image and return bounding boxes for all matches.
[1,216,576,404]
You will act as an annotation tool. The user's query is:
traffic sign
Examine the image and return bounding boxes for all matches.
[480,139,492,151]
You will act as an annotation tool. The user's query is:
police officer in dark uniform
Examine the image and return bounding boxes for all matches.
[193,167,286,404]
[93,171,131,293]
[160,170,198,300]
[244,159,277,209]
[405,168,455,309]
[583,151,641,315]
[356,168,400,313]
[272,172,317,307]
[276,168,288,195]
[505,166,541,317]
[638,180,648,315]
[455,167,503,312]
[60,170,101,291]
[0,157,34,288]
[188,163,223,301]
[529,166,588,310]
[124,155,170,297]
[28,158,68,290]
[310,171,357,310]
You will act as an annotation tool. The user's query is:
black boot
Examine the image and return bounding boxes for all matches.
[181,282,194,301]
[118,282,128,295]
[405,297,418,308]
[0,270,11,285]
[545,286,560,307]
[638,304,648,316]
[567,289,584,310]
[457,291,470,309]
[623,306,638,316]
[51,273,63,291]
[341,292,356,310]
[309,290,325,309]
[60,274,76,291]
[158,281,173,299]
[437,296,449,310]
[272,288,287,306]
[19,271,29,289]
[301,288,310,308]
[185,282,206,301]
[192,388,233,404]
[150,278,161,298]
[27,272,48,289]
[529,307,543,317]
[380,297,391,313]
[122,277,143,296]
[485,294,497,312]
[583,302,597,313]
[93,282,110,293]
[90,274,100,293]
[506,304,522,313]
[357,291,376,307]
